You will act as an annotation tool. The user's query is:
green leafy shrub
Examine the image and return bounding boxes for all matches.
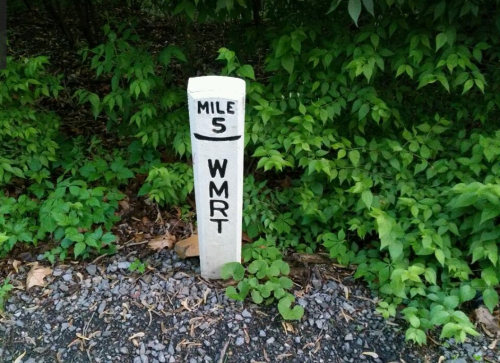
[76,24,190,156]
[0,192,42,256]
[3,0,500,346]
[139,162,194,207]
[0,56,62,185]
[40,179,122,262]
[242,236,282,263]
[210,0,500,344]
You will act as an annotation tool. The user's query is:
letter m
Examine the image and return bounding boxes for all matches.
[198,101,209,114]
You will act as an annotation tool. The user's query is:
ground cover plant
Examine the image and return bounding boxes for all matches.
[2,0,500,346]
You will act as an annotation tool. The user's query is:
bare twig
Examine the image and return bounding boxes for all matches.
[218,340,230,363]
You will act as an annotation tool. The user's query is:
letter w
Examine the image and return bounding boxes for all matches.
[208,159,227,178]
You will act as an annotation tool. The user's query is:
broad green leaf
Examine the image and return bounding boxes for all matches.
[434,0,446,20]
[238,65,256,80]
[101,233,116,245]
[435,249,445,266]
[462,79,474,94]
[480,206,500,224]
[436,33,447,52]
[361,190,373,209]
[281,54,295,74]
[0,233,9,244]
[362,0,374,16]
[349,150,360,167]
[74,241,86,258]
[348,0,362,26]
[278,295,304,320]
[251,290,263,304]
[460,285,476,302]
[431,310,450,325]
[483,288,499,312]
[221,262,245,280]
[409,315,420,328]
[359,104,370,120]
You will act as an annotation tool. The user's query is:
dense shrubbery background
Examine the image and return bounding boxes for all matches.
[2,0,500,344]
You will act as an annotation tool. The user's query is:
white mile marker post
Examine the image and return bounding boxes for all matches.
[188,76,245,279]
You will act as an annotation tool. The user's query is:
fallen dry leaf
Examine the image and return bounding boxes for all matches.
[76,272,84,283]
[242,232,252,243]
[12,260,21,273]
[282,321,295,334]
[174,235,199,258]
[290,252,331,264]
[148,233,176,251]
[128,332,145,340]
[489,338,498,350]
[13,351,26,363]
[161,322,168,334]
[343,285,349,300]
[118,199,130,210]
[362,351,379,359]
[27,263,52,290]
[202,288,211,304]
[475,306,500,335]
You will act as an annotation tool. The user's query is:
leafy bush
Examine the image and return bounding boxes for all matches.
[0,178,121,261]
[139,162,194,207]
[3,0,500,346]
[0,56,62,185]
[210,0,500,343]
[76,24,191,156]
[40,179,122,262]
[0,192,42,256]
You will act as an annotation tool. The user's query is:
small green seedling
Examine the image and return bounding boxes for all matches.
[221,260,304,320]
[0,278,13,311]
[129,259,147,274]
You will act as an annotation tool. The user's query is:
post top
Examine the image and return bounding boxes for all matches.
[188,76,245,95]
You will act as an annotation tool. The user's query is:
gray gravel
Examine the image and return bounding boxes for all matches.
[0,248,497,363]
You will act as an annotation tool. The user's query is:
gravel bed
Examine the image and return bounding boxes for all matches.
[0,249,497,363]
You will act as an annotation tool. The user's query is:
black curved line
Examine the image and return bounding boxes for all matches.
[194,133,241,141]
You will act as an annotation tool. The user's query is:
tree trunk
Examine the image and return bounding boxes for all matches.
[74,0,100,48]
[41,0,75,48]
[252,0,262,26]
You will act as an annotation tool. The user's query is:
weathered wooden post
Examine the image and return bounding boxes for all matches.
[187,76,245,279]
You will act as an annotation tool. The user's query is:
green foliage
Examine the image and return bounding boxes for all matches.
[0,178,120,261]
[129,259,147,273]
[242,236,282,263]
[211,0,500,344]
[0,278,13,311]
[4,0,500,346]
[221,260,304,321]
[76,24,190,156]
[40,179,121,262]
[0,57,62,186]
[0,192,41,256]
[138,163,194,207]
